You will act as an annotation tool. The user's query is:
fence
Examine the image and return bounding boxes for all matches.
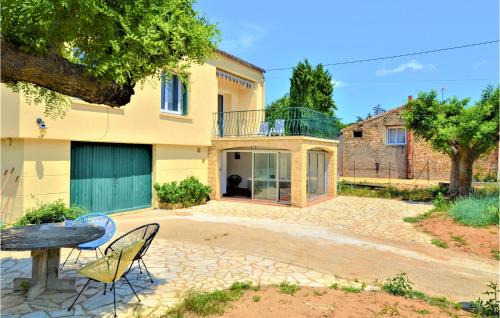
[341,160,432,187]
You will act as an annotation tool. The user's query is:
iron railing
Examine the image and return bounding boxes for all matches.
[212,107,339,139]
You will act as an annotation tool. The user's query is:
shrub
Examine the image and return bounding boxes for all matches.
[448,195,499,227]
[471,282,499,317]
[279,282,300,295]
[382,273,413,297]
[154,176,211,208]
[14,200,87,226]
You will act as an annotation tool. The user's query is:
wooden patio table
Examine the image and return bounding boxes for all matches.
[1,223,104,300]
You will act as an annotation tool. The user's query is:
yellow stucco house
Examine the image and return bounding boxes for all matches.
[1,50,339,224]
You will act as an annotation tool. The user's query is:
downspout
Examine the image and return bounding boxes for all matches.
[406,95,413,179]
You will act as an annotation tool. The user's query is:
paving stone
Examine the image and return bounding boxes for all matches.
[20,311,50,318]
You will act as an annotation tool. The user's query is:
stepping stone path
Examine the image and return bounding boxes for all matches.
[1,238,360,317]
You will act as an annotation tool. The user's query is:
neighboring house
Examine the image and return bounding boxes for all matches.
[341,96,498,180]
[1,50,339,223]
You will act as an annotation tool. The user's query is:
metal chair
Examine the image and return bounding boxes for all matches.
[105,223,160,283]
[60,213,116,270]
[68,240,145,317]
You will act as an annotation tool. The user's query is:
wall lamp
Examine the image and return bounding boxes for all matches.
[36,118,47,138]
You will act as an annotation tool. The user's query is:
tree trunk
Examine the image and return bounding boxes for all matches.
[448,152,474,197]
[1,38,135,107]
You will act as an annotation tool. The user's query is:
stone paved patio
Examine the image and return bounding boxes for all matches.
[1,237,361,318]
[185,196,433,243]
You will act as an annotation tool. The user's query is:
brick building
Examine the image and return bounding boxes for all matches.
[340,97,498,181]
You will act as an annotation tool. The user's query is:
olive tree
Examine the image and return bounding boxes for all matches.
[403,85,499,197]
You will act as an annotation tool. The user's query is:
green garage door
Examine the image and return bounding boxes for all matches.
[70,142,152,214]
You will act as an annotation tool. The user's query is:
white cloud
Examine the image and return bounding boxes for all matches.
[375,60,435,76]
[223,23,266,53]
[331,79,346,88]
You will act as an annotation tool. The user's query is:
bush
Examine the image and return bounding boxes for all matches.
[154,176,211,208]
[471,282,499,317]
[448,195,499,227]
[14,200,87,226]
[382,273,413,297]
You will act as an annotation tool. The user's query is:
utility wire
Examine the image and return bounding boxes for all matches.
[265,40,500,71]
[263,77,498,83]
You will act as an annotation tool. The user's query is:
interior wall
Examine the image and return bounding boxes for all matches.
[226,151,252,188]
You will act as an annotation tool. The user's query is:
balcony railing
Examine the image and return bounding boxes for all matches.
[212,107,339,139]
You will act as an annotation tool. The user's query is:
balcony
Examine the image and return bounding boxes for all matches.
[212,107,339,140]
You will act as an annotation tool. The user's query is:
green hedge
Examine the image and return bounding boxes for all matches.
[154,176,211,208]
[14,200,88,226]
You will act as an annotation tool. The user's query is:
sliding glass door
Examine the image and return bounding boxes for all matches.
[253,153,277,200]
[252,152,291,203]
[308,151,328,199]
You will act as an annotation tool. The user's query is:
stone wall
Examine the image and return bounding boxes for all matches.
[341,107,498,181]
[342,108,408,179]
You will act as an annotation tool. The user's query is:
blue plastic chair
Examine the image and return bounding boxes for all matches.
[60,213,116,270]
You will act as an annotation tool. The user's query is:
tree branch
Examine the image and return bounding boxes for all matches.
[1,39,135,107]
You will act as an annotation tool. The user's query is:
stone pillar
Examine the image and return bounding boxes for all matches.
[291,145,308,208]
[327,146,337,197]
[207,147,221,200]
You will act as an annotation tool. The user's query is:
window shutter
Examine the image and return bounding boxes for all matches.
[182,83,188,115]
[173,76,179,111]
[160,74,166,111]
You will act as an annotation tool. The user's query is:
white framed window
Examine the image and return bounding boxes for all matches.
[161,75,187,115]
[386,127,407,145]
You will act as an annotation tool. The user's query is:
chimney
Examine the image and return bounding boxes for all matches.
[406,95,413,179]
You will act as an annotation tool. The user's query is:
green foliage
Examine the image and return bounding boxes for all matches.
[382,273,414,297]
[14,200,87,226]
[431,239,448,248]
[433,192,447,209]
[252,295,261,302]
[471,282,499,317]
[340,286,362,293]
[491,249,500,260]
[330,283,339,290]
[338,182,439,202]
[154,176,211,208]
[7,82,70,119]
[448,195,499,227]
[403,86,499,196]
[279,282,300,295]
[289,59,336,114]
[474,167,498,182]
[165,282,254,317]
[403,85,499,158]
[2,0,219,110]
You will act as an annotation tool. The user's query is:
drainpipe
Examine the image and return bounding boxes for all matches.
[406,95,413,179]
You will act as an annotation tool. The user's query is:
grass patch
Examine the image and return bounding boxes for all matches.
[451,235,467,246]
[279,282,300,295]
[329,283,339,290]
[415,309,430,315]
[338,182,441,202]
[448,195,499,227]
[341,286,362,293]
[165,281,257,317]
[431,239,448,248]
[382,273,461,312]
[252,295,261,302]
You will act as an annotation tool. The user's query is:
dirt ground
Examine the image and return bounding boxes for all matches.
[217,286,471,318]
[415,214,499,259]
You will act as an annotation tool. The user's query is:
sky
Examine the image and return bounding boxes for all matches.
[195,0,499,123]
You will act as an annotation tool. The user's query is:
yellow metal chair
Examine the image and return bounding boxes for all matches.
[68,239,145,317]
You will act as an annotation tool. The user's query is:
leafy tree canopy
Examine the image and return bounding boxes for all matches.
[403,85,499,196]
[289,59,336,114]
[1,0,219,117]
